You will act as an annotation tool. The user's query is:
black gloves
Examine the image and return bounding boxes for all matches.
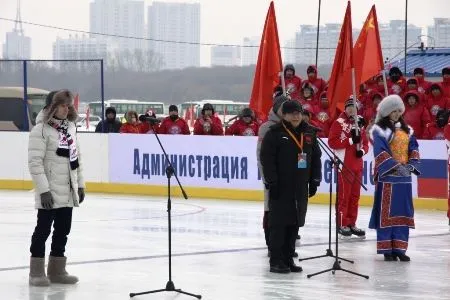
[351,129,361,144]
[265,183,279,200]
[309,185,318,198]
[356,150,364,158]
[40,191,53,209]
[78,188,85,203]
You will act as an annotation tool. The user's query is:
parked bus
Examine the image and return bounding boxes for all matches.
[88,100,165,120]
[0,86,49,131]
[180,100,249,122]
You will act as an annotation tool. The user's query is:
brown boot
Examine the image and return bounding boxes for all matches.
[29,257,50,286]
[47,256,79,284]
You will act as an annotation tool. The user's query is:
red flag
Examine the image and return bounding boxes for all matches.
[354,5,384,89]
[74,93,80,111]
[327,1,354,117]
[249,1,283,121]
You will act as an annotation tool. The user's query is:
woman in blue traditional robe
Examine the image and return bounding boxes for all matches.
[369,95,420,262]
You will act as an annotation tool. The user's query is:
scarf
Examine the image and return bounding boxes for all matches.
[48,119,79,170]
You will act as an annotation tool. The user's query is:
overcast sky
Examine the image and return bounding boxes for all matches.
[1,0,449,66]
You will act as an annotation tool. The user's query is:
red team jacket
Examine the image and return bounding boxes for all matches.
[193,116,224,135]
[284,76,302,100]
[225,119,259,136]
[328,113,369,171]
[158,117,190,135]
[403,91,431,139]
[302,65,327,96]
[423,122,445,140]
[426,84,450,117]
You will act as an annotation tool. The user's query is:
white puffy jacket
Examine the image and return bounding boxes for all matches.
[28,111,85,209]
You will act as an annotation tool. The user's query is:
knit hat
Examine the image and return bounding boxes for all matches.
[344,96,356,109]
[106,107,116,116]
[282,100,302,114]
[443,67,450,76]
[273,95,288,114]
[169,105,178,112]
[413,67,424,75]
[375,95,405,123]
[44,89,77,122]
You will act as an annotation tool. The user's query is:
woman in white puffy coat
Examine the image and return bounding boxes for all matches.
[28,90,85,286]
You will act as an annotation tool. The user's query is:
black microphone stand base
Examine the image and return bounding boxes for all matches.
[307,261,369,279]
[299,248,354,264]
[129,281,202,299]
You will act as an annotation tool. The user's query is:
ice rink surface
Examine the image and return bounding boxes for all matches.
[0,190,449,300]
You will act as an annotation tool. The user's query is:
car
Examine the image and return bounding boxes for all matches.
[76,114,101,132]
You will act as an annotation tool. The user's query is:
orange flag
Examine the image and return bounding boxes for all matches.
[327,1,353,117]
[249,1,283,121]
[354,5,384,89]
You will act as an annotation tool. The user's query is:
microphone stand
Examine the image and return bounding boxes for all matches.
[130,122,202,299]
[302,136,369,279]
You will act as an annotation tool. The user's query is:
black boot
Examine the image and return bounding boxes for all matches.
[292,251,298,258]
[394,253,411,262]
[270,260,290,273]
[383,254,397,261]
[287,258,303,273]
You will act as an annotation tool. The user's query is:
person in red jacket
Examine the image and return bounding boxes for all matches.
[225,108,259,136]
[328,98,369,239]
[426,84,450,117]
[442,67,450,98]
[387,67,406,96]
[120,111,147,134]
[313,92,333,138]
[403,78,425,104]
[423,109,449,140]
[193,103,224,135]
[139,110,160,134]
[158,105,190,135]
[413,67,432,95]
[298,84,319,115]
[302,65,327,96]
[403,91,431,139]
[280,64,302,100]
[363,92,382,125]
[443,119,450,225]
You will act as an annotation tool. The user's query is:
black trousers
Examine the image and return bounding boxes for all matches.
[268,223,298,265]
[30,208,73,258]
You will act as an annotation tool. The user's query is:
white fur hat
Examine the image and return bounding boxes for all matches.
[375,95,405,123]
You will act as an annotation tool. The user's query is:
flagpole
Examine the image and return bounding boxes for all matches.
[404,0,408,74]
[381,70,389,97]
[315,0,322,66]
[280,71,287,96]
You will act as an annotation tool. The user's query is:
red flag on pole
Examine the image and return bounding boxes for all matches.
[249,1,283,121]
[74,93,80,111]
[327,1,354,117]
[354,5,384,89]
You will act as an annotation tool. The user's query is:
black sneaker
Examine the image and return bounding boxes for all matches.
[394,253,411,262]
[384,254,397,261]
[349,226,366,238]
[287,259,303,273]
[270,261,291,273]
[338,226,352,238]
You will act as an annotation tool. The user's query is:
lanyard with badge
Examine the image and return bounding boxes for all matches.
[282,122,307,169]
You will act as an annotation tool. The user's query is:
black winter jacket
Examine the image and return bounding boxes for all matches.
[260,120,322,227]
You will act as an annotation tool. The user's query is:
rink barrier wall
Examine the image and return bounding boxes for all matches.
[0,132,447,211]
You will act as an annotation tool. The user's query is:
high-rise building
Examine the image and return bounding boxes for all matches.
[2,0,31,59]
[283,39,296,65]
[211,46,240,67]
[241,37,259,66]
[428,18,450,48]
[148,2,200,70]
[379,20,422,63]
[90,0,145,52]
[53,35,109,60]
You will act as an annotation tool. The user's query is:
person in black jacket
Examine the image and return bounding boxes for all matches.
[260,100,322,273]
[95,107,122,133]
